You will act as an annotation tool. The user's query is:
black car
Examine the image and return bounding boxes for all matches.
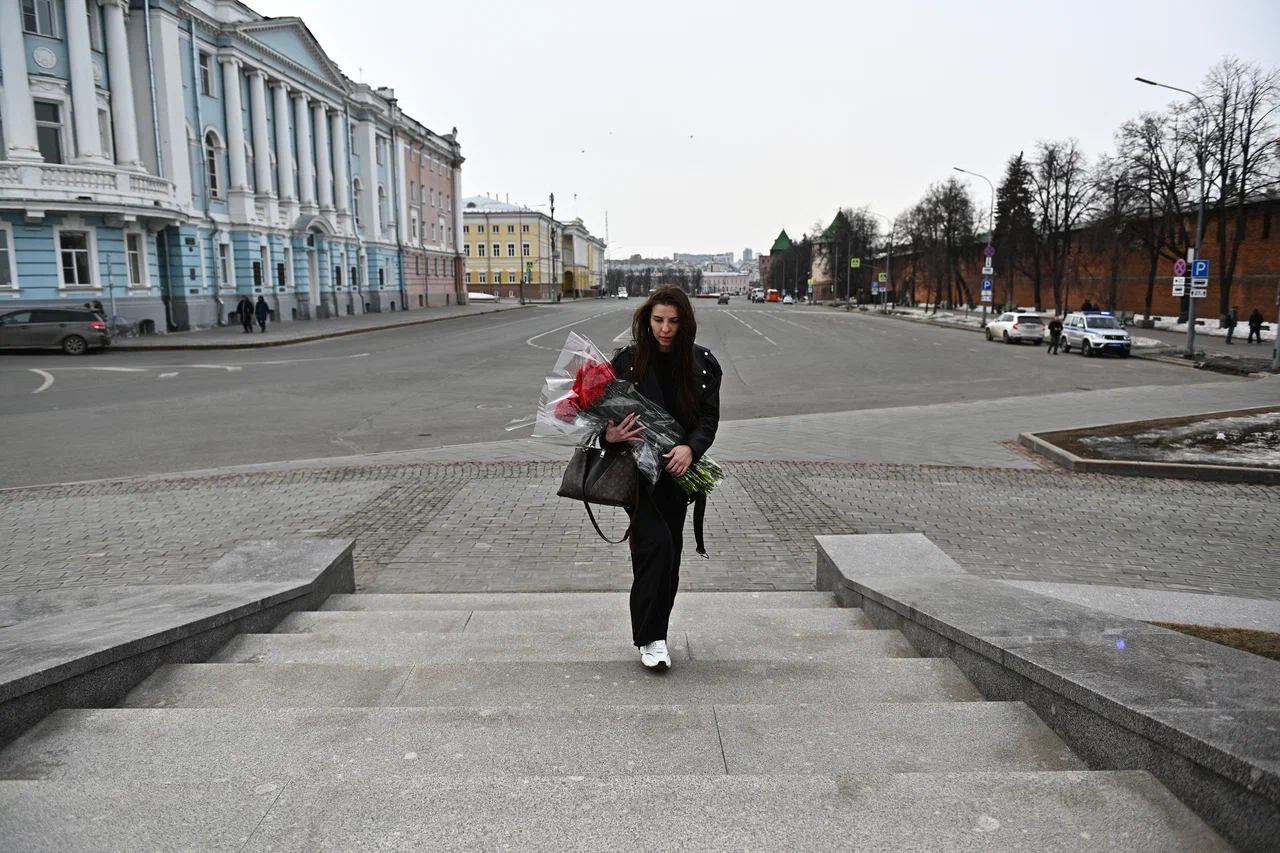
[0,308,112,354]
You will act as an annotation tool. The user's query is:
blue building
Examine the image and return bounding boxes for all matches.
[0,0,465,331]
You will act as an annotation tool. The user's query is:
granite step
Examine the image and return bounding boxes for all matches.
[122,658,983,708]
[0,772,1231,852]
[271,607,875,635]
[319,591,838,612]
[207,627,917,665]
[0,703,1082,783]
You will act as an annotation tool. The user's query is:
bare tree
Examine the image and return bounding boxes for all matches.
[1030,139,1094,314]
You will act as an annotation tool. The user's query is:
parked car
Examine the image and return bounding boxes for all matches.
[717,294,730,305]
[467,292,497,302]
[1061,311,1132,357]
[616,291,629,299]
[782,294,794,305]
[985,312,1045,345]
[0,308,112,355]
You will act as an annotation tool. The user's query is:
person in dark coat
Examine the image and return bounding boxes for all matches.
[255,296,270,332]
[1081,300,1094,313]
[1248,309,1265,344]
[1047,316,1064,354]
[236,296,253,333]
[1224,306,1238,344]
[602,286,721,671]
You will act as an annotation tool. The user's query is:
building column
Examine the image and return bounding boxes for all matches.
[102,0,141,169]
[0,0,42,161]
[65,0,107,163]
[293,92,316,213]
[219,56,252,220]
[312,101,333,212]
[248,69,275,220]
[330,110,349,230]
[272,81,296,218]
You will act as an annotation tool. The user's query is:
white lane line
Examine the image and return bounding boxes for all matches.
[526,309,621,351]
[763,336,778,346]
[613,328,632,345]
[29,369,54,394]
[188,364,244,372]
[158,372,178,379]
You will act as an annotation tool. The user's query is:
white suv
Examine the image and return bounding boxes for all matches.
[985,312,1045,345]
[1061,312,1131,357]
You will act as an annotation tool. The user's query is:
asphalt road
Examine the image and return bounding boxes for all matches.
[0,300,1239,488]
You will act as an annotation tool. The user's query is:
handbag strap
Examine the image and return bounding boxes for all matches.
[580,444,635,545]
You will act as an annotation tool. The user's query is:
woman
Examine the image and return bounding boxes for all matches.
[603,287,722,671]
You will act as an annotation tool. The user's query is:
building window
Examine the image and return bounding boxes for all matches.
[204,130,223,199]
[479,272,486,284]
[218,242,232,288]
[126,233,146,287]
[507,225,515,233]
[98,109,112,161]
[463,225,469,233]
[522,242,531,257]
[277,263,287,289]
[34,101,64,164]
[507,243,516,257]
[22,0,56,36]
[88,5,104,51]
[0,225,15,289]
[349,124,357,154]
[508,271,517,284]
[199,52,215,97]
[415,255,421,274]
[411,212,419,240]
[410,182,418,202]
[376,138,385,165]
[352,178,362,229]
[377,185,387,231]
[58,231,94,288]
[476,243,485,257]
[430,223,436,241]
[522,224,530,233]
[465,271,471,284]
[464,243,470,257]
[492,243,500,257]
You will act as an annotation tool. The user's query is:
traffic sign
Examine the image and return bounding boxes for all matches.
[1174,259,1187,276]
[877,272,888,283]
[981,265,994,276]
[983,246,995,258]
[1172,276,1186,287]
[1191,276,1209,288]
[807,278,814,285]
[981,280,993,291]
[1173,284,1186,297]
[1192,259,1210,278]
[849,258,861,269]
[1191,288,1208,299]
[981,291,993,303]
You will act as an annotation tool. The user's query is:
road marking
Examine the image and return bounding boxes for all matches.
[188,364,244,372]
[526,309,621,351]
[613,328,632,345]
[158,372,179,379]
[87,366,149,372]
[28,369,54,394]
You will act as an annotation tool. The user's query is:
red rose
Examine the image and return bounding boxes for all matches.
[573,360,616,411]
[554,396,580,422]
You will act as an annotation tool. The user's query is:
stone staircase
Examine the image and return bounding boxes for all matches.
[0,591,1229,851]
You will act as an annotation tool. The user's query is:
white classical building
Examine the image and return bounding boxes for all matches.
[0,0,465,331]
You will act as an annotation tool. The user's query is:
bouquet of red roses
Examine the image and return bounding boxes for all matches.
[519,332,723,496]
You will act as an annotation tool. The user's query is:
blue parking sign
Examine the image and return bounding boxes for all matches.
[981,280,993,291]
[1192,259,1210,278]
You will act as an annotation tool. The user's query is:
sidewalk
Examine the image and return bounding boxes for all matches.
[111,301,539,351]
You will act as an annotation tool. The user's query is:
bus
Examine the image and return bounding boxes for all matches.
[766,289,780,302]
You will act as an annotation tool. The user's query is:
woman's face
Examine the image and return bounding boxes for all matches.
[649,304,680,351]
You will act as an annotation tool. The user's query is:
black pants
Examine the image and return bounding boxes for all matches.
[1047,334,1060,354]
[1248,328,1261,344]
[241,318,252,332]
[258,318,267,332]
[627,474,688,647]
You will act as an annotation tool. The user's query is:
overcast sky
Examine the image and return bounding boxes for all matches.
[253,0,1279,259]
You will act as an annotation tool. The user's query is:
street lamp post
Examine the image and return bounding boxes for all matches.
[954,167,996,325]
[865,211,896,313]
[1136,77,1209,357]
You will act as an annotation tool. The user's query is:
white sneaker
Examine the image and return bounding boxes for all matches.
[640,639,671,671]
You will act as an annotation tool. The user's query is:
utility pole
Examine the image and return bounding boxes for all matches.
[954,167,995,324]
[549,193,556,303]
[1136,78,1209,357]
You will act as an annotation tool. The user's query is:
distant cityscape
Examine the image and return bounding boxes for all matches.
[606,249,761,295]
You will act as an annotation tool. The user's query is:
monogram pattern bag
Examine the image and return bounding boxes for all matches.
[557,440,639,544]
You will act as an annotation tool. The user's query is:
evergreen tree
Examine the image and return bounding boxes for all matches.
[994,152,1037,309]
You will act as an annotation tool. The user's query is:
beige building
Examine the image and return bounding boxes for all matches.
[461,197,604,300]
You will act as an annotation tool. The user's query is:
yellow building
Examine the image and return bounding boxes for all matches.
[461,197,605,300]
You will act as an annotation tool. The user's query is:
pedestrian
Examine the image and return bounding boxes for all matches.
[1223,306,1238,344]
[1247,308,1264,344]
[602,286,721,672]
[236,296,253,333]
[255,295,269,333]
[1081,300,1094,313]
[1047,315,1063,354]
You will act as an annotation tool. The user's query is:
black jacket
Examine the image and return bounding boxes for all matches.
[236,300,253,321]
[255,300,270,321]
[606,344,722,465]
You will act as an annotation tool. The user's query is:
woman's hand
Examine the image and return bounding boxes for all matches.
[605,413,644,445]
[664,445,693,477]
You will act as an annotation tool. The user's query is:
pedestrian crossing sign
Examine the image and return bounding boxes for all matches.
[849,258,861,268]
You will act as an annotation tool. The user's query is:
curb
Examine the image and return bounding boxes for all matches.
[109,304,538,352]
[1017,429,1280,485]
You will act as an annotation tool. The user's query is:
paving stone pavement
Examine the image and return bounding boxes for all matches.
[2,460,1277,601]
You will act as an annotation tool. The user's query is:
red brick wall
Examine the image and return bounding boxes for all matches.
[877,201,1279,320]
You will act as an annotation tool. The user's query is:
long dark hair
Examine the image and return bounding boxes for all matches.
[631,286,700,416]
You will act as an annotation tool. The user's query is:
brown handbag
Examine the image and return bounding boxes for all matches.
[557,439,639,544]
